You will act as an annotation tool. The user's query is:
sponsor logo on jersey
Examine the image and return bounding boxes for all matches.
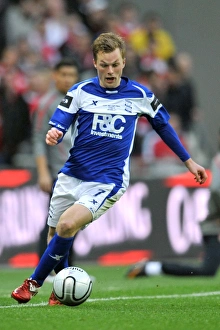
[60,95,73,108]
[91,114,125,139]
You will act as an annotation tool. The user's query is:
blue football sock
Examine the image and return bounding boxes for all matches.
[54,255,69,274]
[54,237,74,274]
[30,233,74,286]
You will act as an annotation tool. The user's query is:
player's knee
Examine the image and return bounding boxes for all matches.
[56,218,76,237]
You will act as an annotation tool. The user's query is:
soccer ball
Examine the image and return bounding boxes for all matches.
[53,266,93,306]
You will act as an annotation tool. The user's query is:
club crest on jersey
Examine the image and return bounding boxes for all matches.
[60,95,73,108]
[125,99,132,113]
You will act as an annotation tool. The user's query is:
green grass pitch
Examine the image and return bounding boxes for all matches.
[0,264,219,330]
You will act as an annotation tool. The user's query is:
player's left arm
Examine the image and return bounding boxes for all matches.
[184,157,208,185]
[143,93,208,184]
[152,120,208,185]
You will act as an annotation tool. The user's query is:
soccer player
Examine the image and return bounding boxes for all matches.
[11,32,207,305]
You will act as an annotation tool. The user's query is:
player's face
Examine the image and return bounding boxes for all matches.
[54,66,79,93]
[94,48,126,88]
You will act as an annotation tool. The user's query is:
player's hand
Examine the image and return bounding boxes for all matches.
[184,158,208,185]
[46,127,63,145]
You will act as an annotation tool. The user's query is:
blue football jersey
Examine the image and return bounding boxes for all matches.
[49,76,190,190]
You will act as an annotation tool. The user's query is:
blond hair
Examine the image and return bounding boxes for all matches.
[92,32,126,61]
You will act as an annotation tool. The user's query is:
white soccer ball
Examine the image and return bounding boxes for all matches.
[53,266,93,306]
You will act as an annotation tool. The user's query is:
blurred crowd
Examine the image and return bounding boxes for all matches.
[0,0,213,176]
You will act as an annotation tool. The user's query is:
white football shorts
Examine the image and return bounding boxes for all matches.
[47,172,126,228]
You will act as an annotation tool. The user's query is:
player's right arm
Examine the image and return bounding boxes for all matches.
[46,127,64,146]
[46,88,79,145]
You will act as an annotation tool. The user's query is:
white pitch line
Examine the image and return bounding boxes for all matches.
[89,291,220,302]
[1,291,220,309]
